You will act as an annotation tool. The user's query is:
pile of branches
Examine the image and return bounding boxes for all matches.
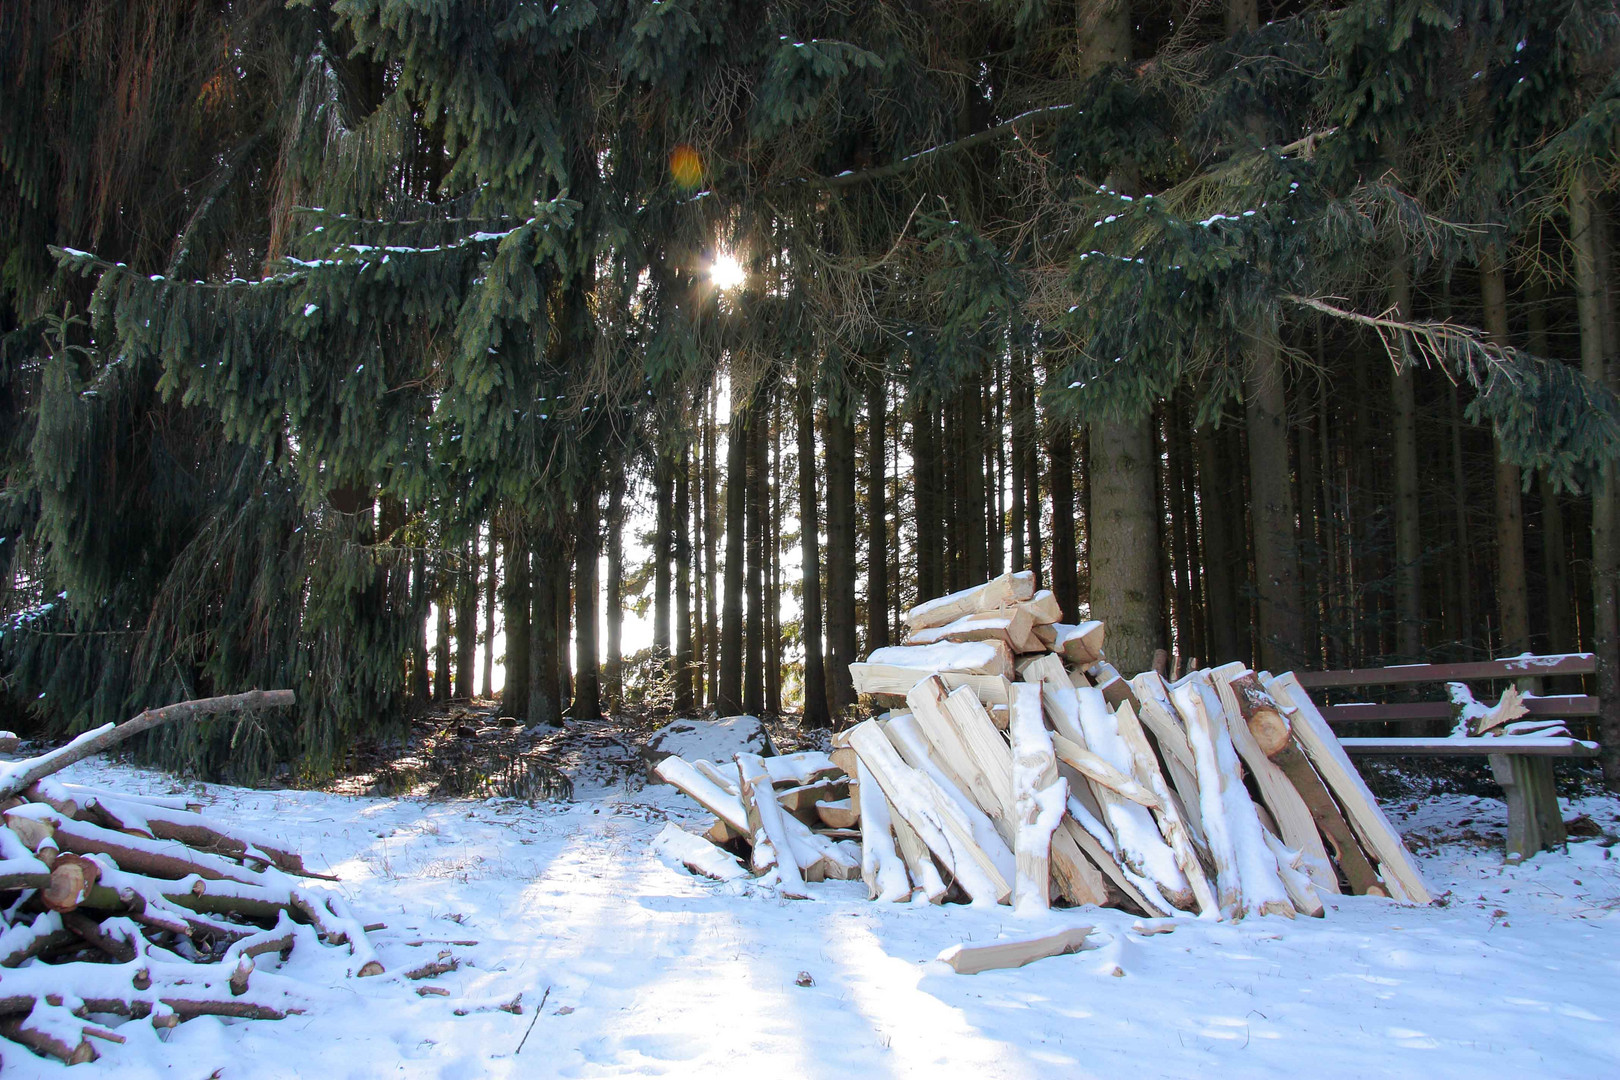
[0,691,387,1065]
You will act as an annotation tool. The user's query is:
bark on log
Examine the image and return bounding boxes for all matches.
[0,690,296,801]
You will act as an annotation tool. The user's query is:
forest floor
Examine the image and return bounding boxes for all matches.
[19,710,1620,1079]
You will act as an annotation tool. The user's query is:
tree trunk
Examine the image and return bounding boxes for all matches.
[1010,353,1030,574]
[501,527,529,719]
[913,398,942,602]
[1390,257,1423,659]
[745,389,767,717]
[413,549,432,705]
[1198,424,1245,663]
[653,452,673,670]
[455,540,478,698]
[1166,400,1194,661]
[1481,251,1530,658]
[989,376,1005,577]
[433,561,452,702]
[703,389,720,705]
[866,371,890,652]
[824,399,859,715]
[674,446,694,713]
[1528,287,1576,654]
[573,477,602,721]
[481,524,496,699]
[1572,169,1620,789]
[605,470,625,707]
[797,375,830,727]
[1246,336,1306,671]
[962,381,989,586]
[528,537,562,727]
[718,395,748,715]
[1296,382,1322,669]
[767,398,784,718]
[1048,423,1079,618]
[1090,417,1164,673]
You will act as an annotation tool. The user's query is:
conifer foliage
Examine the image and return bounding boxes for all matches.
[2,1,1619,785]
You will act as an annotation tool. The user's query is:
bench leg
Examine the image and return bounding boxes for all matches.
[1489,754,1565,864]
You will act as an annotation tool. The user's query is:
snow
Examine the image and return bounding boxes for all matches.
[11,755,1620,1078]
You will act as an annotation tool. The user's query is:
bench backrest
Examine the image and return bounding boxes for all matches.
[1294,654,1598,726]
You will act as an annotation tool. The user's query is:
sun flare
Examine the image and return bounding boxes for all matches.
[710,253,745,291]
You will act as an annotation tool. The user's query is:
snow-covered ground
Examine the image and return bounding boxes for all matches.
[16,757,1620,1079]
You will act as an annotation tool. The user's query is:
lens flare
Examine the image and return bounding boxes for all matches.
[710,254,745,290]
[669,144,704,189]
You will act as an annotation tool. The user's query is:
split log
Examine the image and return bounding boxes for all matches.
[881,711,1017,887]
[1263,672,1431,903]
[903,570,1035,632]
[736,753,809,897]
[1261,831,1325,918]
[689,759,739,795]
[864,640,1017,679]
[1031,663,1192,912]
[937,925,1093,975]
[846,720,1010,905]
[1126,672,1208,848]
[1107,700,1219,917]
[1171,674,1293,919]
[1051,621,1106,665]
[1048,734,1160,809]
[1008,684,1067,912]
[849,664,1013,707]
[905,606,1036,654]
[853,757,912,902]
[653,756,749,835]
[1209,665,1339,895]
[815,799,859,830]
[0,690,296,802]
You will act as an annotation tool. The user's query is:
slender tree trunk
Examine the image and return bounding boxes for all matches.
[767,399,784,717]
[824,399,859,714]
[573,477,602,720]
[1198,425,1244,663]
[704,389,720,704]
[1297,382,1322,669]
[501,527,529,719]
[1025,387,1043,592]
[555,538,572,706]
[1246,336,1306,671]
[653,452,673,670]
[964,380,989,585]
[984,380,997,582]
[798,376,830,727]
[1048,423,1079,617]
[433,566,452,702]
[1572,170,1620,789]
[1481,251,1530,657]
[1528,288,1576,654]
[481,525,496,699]
[1167,401,1194,660]
[529,537,562,726]
[1010,352,1030,574]
[605,470,625,706]
[718,395,748,714]
[692,416,707,707]
[413,550,432,705]
[1446,385,1474,654]
[1390,257,1424,659]
[913,399,942,601]
[866,370,890,652]
[674,446,694,713]
[1090,417,1164,673]
[745,389,767,716]
[455,539,478,698]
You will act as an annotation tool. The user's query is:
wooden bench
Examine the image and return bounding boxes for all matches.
[1294,655,1601,863]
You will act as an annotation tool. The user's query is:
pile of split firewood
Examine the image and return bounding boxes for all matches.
[657,571,1433,917]
[0,691,423,1066]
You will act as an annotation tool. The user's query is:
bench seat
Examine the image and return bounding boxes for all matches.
[1340,737,1599,757]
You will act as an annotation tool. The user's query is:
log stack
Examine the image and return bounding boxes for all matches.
[0,692,449,1066]
[656,571,1432,916]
